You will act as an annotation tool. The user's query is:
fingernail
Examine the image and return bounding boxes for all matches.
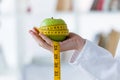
[29,30,33,34]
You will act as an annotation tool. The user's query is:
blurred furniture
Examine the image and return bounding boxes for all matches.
[56,0,73,12]
[98,29,120,56]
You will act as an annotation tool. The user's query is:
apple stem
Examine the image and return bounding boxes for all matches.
[51,17,53,19]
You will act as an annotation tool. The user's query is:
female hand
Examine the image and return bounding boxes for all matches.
[29,27,86,52]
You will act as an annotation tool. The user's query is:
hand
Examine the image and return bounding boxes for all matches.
[29,27,86,52]
[60,32,86,52]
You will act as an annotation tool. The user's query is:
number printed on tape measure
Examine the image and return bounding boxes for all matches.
[54,54,58,59]
[54,45,58,50]
[39,25,67,30]
[54,71,59,76]
[54,62,59,67]
[37,25,69,36]
[38,30,69,35]
[53,41,60,80]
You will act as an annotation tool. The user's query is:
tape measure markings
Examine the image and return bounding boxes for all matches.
[38,30,69,35]
[53,41,61,80]
[36,24,68,80]
[39,25,68,30]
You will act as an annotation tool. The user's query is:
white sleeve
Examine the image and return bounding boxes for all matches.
[69,40,120,80]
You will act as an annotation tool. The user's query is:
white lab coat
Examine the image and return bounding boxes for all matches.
[70,39,120,80]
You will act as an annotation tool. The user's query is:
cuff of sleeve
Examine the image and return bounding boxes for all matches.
[69,39,90,65]
[69,39,113,65]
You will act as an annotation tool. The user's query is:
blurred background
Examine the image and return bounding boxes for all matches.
[0,0,120,80]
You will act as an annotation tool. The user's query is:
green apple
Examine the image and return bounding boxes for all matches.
[40,17,67,26]
[38,17,69,42]
[47,35,67,41]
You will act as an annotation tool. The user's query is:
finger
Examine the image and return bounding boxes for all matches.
[32,27,39,34]
[29,30,43,44]
[29,30,53,51]
[39,33,53,46]
[41,42,53,52]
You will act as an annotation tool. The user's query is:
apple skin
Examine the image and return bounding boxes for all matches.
[48,35,67,42]
[40,18,66,26]
[39,17,69,42]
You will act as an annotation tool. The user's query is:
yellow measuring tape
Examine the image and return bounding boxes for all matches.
[53,41,61,80]
[37,25,69,36]
[38,25,67,30]
[37,24,69,80]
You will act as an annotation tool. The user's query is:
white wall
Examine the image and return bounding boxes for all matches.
[78,12,120,41]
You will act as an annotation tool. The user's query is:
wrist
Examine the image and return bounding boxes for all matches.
[76,38,86,52]
[70,39,86,63]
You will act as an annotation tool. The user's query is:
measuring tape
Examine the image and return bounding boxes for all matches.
[37,24,69,80]
[53,41,61,80]
[38,25,67,30]
[37,25,69,36]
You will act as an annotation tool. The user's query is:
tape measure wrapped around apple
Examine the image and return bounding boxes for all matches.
[37,17,69,41]
[36,17,69,80]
